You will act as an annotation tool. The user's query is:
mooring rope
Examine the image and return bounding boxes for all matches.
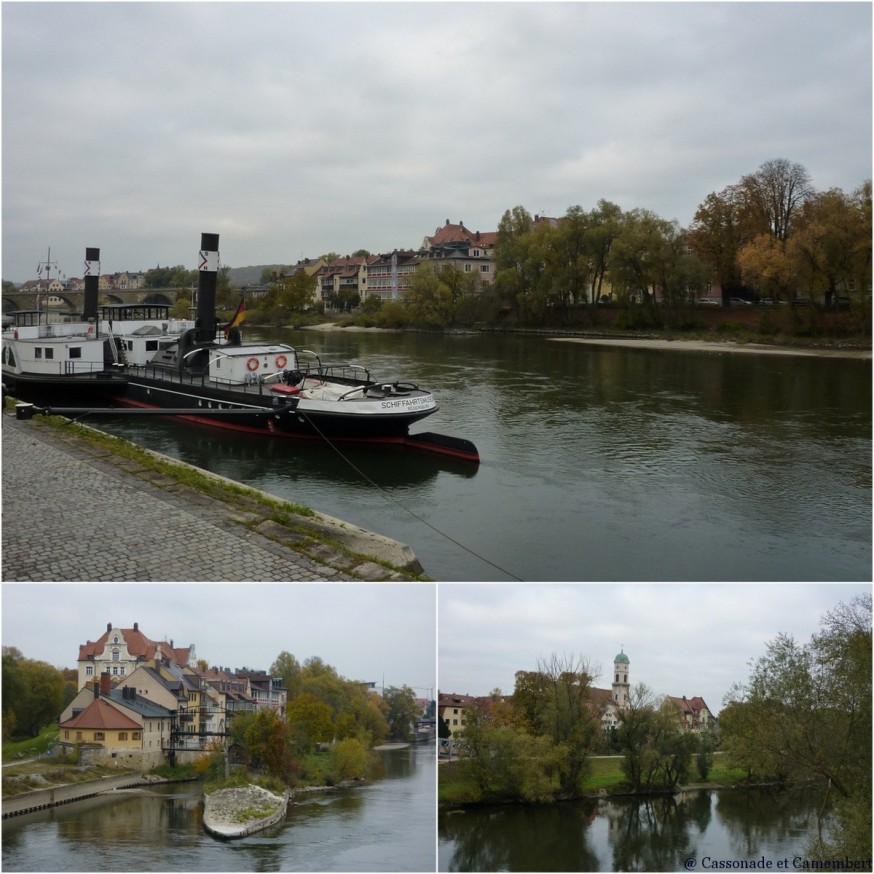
[298,411,523,581]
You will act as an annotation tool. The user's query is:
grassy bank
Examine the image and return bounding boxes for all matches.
[438,752,750,805]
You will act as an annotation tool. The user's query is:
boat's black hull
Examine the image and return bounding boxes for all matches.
[5,369,480,463]
[2,372,129,405]
[119,376,436,441]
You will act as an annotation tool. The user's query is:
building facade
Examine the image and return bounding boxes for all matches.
[77,622,195,689]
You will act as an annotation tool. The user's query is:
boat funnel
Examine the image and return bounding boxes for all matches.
[196,233,220,343]
[83,247,100,322]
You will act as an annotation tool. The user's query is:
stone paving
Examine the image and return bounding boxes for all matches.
[2,412,422,582]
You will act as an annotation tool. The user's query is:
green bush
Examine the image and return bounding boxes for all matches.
[330,738,369,781]
[716,320,744,334]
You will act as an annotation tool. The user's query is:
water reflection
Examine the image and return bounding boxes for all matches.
[439,788,828,872]
[3,749,434,872]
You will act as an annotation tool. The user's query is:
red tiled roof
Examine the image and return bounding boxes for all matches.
[667,695,711,715]
[79,626,190,667]
[427,222,497,248]
[60,698,140,731]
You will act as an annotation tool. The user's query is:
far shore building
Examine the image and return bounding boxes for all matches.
[442,648,716,740]
[58,672,176,769]
[76,621,196,690]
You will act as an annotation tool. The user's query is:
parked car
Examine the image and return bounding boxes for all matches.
[758,298,776,305]
[696,298,720,306]
[791,297,811,306]
[729,297,752,305]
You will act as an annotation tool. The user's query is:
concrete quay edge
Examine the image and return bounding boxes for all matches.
[2,406,426,581]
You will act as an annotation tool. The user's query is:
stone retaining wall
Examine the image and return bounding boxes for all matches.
[2,773,148,818]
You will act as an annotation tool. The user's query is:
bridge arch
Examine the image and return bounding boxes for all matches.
[140,292,173,306]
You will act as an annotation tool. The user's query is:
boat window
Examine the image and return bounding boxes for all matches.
[145,340,158,351]
[44,347,54,359]
[69,347,82,359]
[34,347,42,359]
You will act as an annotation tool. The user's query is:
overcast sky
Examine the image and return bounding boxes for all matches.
[1,583,437,696]
[438,583,871,714]
[2,2,870,283]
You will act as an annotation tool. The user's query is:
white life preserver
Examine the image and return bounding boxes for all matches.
[275,354,287,369]
[246,357,260,371]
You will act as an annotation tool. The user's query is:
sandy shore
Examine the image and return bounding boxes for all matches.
[550,337,871,359]
[307,322,393,333]
[303,323,870,358]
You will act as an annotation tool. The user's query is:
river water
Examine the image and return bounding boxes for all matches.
[1,745,435,871]
[438,786,828,872]
[88,330,871,582]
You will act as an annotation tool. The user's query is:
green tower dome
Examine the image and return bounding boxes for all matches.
[614,649,629,664]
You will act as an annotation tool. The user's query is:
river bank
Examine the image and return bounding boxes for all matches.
[296,321,871,358]
[2,403,426,581]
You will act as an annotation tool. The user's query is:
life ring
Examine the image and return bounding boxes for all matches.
[87,324,94,335]
[275,354,287,369]
[246,357,260,371]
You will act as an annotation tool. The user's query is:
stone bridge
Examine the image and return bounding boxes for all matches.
[2,288,181,313]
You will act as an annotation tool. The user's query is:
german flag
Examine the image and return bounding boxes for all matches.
[223,297,246,338]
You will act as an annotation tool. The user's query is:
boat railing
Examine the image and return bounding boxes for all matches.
[37,324,93,340]
[127,362,275,400]
[309,363,372,384]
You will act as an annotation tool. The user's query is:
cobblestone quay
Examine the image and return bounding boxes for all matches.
[2,410,423,582]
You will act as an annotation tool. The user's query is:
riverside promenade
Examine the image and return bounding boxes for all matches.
[2,409,424,582]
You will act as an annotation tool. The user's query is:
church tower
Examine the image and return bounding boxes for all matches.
[612,648,630,710]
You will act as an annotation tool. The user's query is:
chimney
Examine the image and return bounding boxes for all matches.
[83,247,100,322]
[134,622,139,632]
[196,232,220,343]
[107,622,112,632]
[100,672,111,696]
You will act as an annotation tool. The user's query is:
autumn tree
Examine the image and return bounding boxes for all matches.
[460,702,559,802]
[382,685,420,742]
[286,691,335,753]
[687,188,746,300]
[616,684,695,792]
[275,268,319,312]
[329,736,369,781]
[737,233,794,299]
[720,595,871,861]
[1,648,66,738]
[512,653,600,797]
[788,187,872,305]
[586,199,624,304]
[402,264,458,327]
[241,709,292,780]
[739,158,814,242]
[270,651,303,700]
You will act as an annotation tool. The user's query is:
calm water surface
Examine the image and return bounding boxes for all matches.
[2,746,435,872]
[92,331,871,581]
[438,787,827,872]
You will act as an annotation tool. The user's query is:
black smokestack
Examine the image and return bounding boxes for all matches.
[196,233,220,343]
[83,247,100,321]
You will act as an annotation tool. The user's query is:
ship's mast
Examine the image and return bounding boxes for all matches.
[36,246,59,317]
